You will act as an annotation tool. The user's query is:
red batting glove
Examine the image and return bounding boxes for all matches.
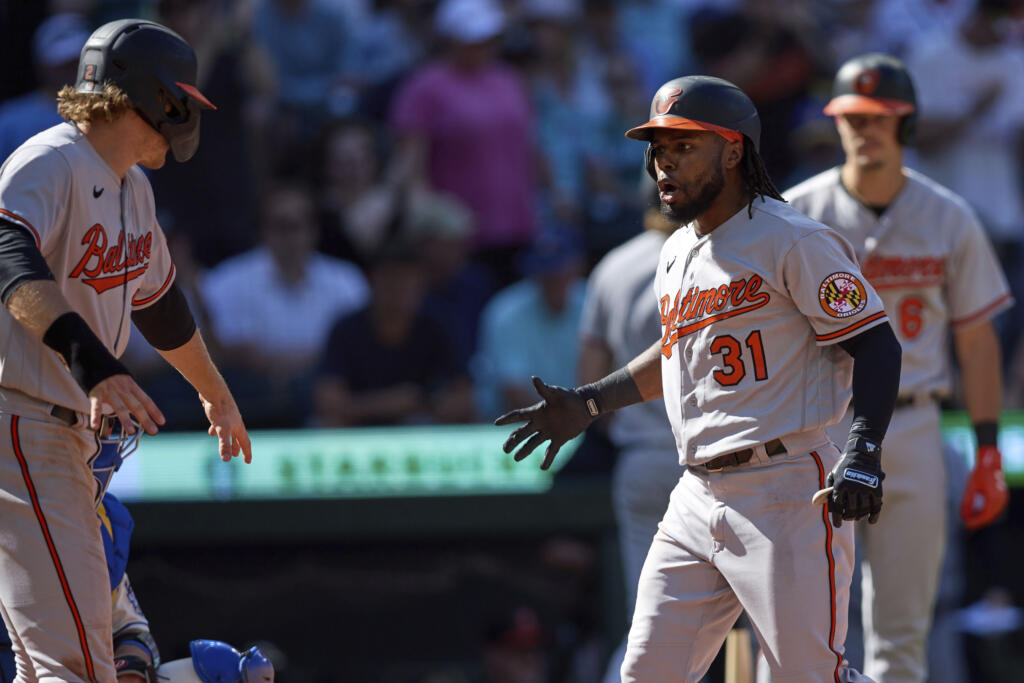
[960,445,1009,531]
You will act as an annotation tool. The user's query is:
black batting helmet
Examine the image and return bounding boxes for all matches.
[824,53,917,145]
[75,19,215,162]
[625,76,760,179]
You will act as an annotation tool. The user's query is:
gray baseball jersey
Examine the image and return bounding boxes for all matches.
[653,197,888,466]
[0,122,175,414]
[786,167,1012,399]
[784,166,1013,683]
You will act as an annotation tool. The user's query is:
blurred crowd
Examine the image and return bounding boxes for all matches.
[4,0,1024,433]
[5,2,1024,681]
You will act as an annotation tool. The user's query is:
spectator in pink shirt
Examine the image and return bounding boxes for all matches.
[389,0,537,283]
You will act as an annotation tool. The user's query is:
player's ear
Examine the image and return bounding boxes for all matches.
[722,139,743,170]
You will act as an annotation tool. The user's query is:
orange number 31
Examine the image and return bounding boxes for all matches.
[711,330,769,386]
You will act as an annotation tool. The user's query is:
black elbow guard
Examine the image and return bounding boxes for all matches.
[0,218,54,304]
[131,282,196,351]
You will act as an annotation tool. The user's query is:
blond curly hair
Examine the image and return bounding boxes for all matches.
[56,82,133,124]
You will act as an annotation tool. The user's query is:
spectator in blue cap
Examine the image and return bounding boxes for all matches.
[473,228,587,419]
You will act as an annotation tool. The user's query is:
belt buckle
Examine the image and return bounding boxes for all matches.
[50,404,77,427]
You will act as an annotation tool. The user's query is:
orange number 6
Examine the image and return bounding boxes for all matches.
[898,296,924,340]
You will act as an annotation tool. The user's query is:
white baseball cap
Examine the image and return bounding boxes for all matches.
[33,13,90,68]
[435,0,506,43]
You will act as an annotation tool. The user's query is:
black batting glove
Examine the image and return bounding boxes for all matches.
[494,376,598,470]
[826,436,885,528]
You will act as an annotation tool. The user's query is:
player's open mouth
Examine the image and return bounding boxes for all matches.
[658,178,679,203]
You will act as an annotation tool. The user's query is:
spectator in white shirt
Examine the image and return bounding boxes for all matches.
[201,181,369,425]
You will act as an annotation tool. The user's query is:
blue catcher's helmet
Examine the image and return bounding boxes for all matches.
[157,640,274,683]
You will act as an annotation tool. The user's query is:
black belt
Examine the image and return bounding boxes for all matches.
[50,404,77,426]
[894,392,943,409]
[702,438,786,472]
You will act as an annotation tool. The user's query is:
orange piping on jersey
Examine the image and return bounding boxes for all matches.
[815,311,887,342]
[132,263,175,307]
[0,209,41,249]
[10,416,97,681]
[950,293,1013,328]
[810,450,843,683]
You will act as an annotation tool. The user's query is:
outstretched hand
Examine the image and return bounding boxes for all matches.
[494,376,596,470]
[201,392,252,464]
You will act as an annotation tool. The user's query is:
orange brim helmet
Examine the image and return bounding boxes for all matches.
[823,53,918,143]
[625,75,759,150]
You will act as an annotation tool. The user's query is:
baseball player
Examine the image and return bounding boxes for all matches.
[495,75,903,682]
[0,492,275,683]
[783,53,1012,683]
[578,202,683,683]
[0,19,252,682]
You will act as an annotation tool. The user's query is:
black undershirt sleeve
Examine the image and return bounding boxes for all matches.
[838,321,902,444]
[131,281,197,351]
[0,217,54,305]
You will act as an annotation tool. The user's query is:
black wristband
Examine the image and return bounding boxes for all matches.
[43,312,130,393]
[974,421,998,447]
[846,416,883,460]
[578,366,644,417]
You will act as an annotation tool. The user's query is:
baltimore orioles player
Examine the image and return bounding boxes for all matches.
[0,19,251,682]
[783,53,1012,683]
[496,75,902,682]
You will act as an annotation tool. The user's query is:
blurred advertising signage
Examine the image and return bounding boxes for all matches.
[107,425,581,502]
[105,415,1024,502]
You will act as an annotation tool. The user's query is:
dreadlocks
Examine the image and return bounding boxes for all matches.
[740,137,785,217]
